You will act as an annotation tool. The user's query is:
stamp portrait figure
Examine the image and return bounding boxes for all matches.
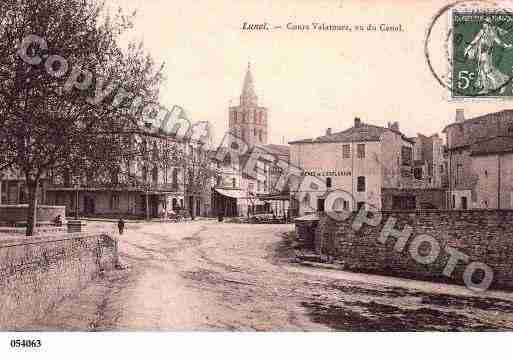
[464,18,513,94]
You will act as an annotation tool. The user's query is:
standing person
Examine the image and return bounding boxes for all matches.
[464,18,513,94]
[117,218,125,235]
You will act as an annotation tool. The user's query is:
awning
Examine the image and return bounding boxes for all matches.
[215,188,248,199]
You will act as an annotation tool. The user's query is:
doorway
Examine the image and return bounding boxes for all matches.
[84,195,95,215]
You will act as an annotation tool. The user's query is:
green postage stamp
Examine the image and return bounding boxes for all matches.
[452,12,513,98]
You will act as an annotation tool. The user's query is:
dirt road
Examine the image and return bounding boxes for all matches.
[33,220,513,331]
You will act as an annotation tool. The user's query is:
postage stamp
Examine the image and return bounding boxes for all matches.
[452,11,513,98]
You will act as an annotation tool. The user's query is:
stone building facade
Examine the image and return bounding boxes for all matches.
[443,109,513,209]
[289,118,444,215]
[44,132,211,219]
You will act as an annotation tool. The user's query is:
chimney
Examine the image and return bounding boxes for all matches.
[354,117,361,128]
[326,128,332,136]
[391,121,399,131]
[455,108,465,123]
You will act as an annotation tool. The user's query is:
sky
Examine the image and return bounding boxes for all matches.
[112,0,513,145]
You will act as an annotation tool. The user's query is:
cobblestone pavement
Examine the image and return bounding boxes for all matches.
[33,220,513,331]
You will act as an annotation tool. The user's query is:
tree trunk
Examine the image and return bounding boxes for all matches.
[26,179,39,236]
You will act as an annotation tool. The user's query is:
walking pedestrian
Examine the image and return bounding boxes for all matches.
[117,217,125,235]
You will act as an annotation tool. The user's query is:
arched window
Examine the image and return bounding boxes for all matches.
[172,198,178,210]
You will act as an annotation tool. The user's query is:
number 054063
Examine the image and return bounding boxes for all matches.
[10,339,42,348]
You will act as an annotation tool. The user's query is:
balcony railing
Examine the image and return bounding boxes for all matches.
[46,182,184,193]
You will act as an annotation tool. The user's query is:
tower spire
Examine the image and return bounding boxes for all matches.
[241,62,257,106]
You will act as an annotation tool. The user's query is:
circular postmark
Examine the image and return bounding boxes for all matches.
[425,0,513,98]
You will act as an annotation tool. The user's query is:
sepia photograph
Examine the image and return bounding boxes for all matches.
[1,0,513,356]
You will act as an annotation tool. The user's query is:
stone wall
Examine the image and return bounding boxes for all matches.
[315,210,513,290]
[0,231,118,329]
[0,205,65,226]
[382,188,447,210]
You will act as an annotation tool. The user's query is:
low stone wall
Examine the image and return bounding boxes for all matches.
[0,226,66,236]
[0,205,66,226]
[315,210,513,290]
[382,188,447,209]
[0,231,118,329]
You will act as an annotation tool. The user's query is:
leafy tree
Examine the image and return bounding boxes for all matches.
[0,0,164,235]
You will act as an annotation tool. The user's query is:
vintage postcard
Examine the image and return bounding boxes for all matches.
[1,0,513,357]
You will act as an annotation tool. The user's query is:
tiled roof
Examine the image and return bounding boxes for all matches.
[260,144,290,158]
[289,122,413,144]
[470,136,513,156]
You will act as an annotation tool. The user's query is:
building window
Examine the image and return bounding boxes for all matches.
[461,196,468,210]
[456,164,463,185]
[254,128,257,136]
[152,143,159,161]
[484,170,488,177]
[357,144,365,159]
[232,178,236,188]
[110,194,120,210]
[172,168,178,188]
[152,166,158,183]
[401,146,413,166]
[317,198,325,212]
[342,144,351,159]
[357,201,365,211]
[259,130,263,142]
[141,139,148,158]
[414,167,423,180]
[303,193,310,206]
[357,176,366,192]
[142,166,148,182]
[111,168,119,184]
[326,177,332,188]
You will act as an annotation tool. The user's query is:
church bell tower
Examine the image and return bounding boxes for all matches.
[228,63,268,147]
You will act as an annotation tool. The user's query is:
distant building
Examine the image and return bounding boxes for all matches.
[0,168,45,205]
[411,133,445,188]
[228,63,268,147]
[443,109,513,209]
[212,64,291,218]
[289,117,445,215]
[44,130,211,219]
